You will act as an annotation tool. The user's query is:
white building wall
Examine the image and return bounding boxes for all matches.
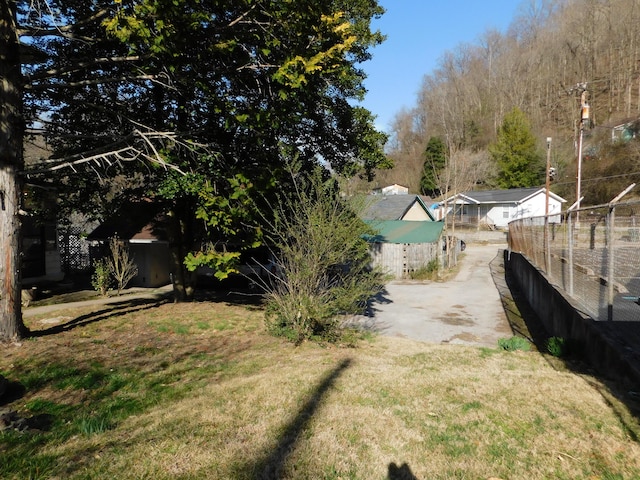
[486,205,511,228]
[381,184,409,195]
[515,194,563,223]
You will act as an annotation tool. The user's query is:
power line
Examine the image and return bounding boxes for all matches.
[551,170,640,188]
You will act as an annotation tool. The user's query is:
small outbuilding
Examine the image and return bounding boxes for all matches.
[87,203,171,288]
[364,220,444,279]
[22,216,63,283]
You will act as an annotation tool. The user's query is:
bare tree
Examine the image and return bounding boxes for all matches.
[436,146,494,268]
[379,108,427,192]
[107,237,138,296]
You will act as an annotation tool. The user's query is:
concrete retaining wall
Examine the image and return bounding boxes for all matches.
[506,250,640,388]
[456,229,508,245]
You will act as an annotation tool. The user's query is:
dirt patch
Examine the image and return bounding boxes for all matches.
[37,316,72,326]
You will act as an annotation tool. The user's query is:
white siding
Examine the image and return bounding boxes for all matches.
[515,193,563,224]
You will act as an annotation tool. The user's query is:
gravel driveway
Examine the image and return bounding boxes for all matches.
[349,244,513,346]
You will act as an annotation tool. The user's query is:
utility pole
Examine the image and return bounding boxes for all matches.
[576,85,589,224]
[545,137,552,273]
[545,137,552,218]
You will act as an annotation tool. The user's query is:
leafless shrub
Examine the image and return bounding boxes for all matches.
[107,236,138,295]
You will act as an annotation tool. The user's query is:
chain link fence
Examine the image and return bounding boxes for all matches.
[509,200,640,322]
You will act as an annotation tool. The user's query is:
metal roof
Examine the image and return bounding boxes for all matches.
[447,188,566,205]
[363,194,435,221]
[364,220,444,244]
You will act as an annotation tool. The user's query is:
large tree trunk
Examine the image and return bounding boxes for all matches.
[0,2,28,340]
[167,200,197,302]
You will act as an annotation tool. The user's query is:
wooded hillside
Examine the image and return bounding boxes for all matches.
[380,0,640,204]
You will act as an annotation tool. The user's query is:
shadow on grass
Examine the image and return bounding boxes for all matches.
[490,250,549,348]
[0,380,26,407]
[29,297,172,337]
[193,287,265,310]
[388,462,420,479]
[239,358,352,479]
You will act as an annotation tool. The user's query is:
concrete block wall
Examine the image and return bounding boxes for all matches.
[506,250,640,389]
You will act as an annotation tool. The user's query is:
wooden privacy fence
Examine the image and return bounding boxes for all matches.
[369,242,441,279]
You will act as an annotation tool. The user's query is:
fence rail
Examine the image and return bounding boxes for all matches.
[369,242,441,279]
[509,200,640,322]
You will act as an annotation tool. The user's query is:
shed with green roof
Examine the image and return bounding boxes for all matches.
[363,220,444,279]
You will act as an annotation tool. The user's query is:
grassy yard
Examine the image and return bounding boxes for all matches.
[2,293,640,479]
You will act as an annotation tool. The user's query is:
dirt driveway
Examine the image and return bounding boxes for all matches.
[350,244,513,347]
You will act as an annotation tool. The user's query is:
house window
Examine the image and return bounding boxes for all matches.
[502,206,510,219]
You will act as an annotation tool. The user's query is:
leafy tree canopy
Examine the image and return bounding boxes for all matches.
[22,0,388,178]
[13,0,389,299]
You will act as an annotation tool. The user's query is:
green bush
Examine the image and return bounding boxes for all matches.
[409,259,439,280]
[263,167,384,345]
[91,258,111,297]
[498,336,531,352]
[546,336,567,357]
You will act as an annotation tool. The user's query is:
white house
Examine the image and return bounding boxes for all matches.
[372,184,409,196]
[440,188,567,229]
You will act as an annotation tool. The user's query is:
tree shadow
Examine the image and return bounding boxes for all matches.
[338,286,392,333]
[0,380,26,407]
[388,462,420,480]
[363,286,393,316]
[192,286,265,310]
[29,297,171,337]
[239,358,352,479]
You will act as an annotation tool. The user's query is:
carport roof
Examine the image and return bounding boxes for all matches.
[364,220,444,244]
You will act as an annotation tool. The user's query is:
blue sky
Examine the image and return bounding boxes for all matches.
[359,0,523,133]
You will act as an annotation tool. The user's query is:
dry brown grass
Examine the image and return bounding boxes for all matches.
[2,295,640,479]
